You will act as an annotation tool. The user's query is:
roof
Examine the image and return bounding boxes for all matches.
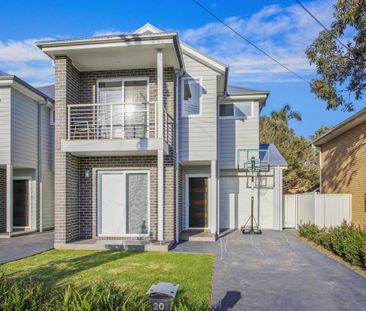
[227,85,269,96]
[312,108,366,146]
[37,84,55,100]
[260,144,288,167]
[0,74,54,103]
[36,31,178,48]
[0,70,10,76]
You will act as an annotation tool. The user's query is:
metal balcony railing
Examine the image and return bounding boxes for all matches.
[67,102,174,146]
[67,102,156,140]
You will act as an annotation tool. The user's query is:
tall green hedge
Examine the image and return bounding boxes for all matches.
[299,221,366,268]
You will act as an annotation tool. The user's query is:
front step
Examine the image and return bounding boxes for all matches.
[55,239,175,252]
[180,231,217,242]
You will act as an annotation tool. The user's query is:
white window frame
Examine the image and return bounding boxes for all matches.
[184,173,210,230]
[97,169,150,238]
[219,101,254,119]
[96,77,150,104]
[181,77,202,118]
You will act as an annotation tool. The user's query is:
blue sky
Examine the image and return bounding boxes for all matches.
[0,0,364,138]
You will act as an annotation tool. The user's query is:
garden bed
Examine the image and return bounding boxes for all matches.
[298,222,366,274]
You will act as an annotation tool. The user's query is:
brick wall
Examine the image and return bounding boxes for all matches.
[79,156,158,240]
[321,121,366,228]
[55,61,177,243]
[54,56,80,244]
[0,168,6,232]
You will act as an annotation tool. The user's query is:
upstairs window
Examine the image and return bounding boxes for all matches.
[182,77,201,117]
[220,102,253,118]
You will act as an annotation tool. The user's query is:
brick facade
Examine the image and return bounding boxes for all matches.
[0,168,6,232]
[54,56,177,244]
[321,120,366,228]
[54,56,80,244]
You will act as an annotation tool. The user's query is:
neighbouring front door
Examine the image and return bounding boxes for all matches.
[98,171,149,237]
[189,177,208,229]
[13,180,29,227]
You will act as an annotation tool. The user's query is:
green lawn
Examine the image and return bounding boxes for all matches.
[0,250,214,306]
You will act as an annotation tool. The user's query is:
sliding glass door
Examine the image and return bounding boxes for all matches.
[97,78,148,139]
[98,171,149,237]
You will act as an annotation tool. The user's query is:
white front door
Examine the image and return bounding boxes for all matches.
[99,172,125,236]
[98,171,149,237]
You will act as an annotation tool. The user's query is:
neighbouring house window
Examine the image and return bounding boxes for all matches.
[182,78,201,116]
[50,110,55,125]
[220,102,253,118]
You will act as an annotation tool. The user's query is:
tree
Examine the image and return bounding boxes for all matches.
[260,105,319,193]
[270,103,302,122]
[310,126,334,141]
[306,0,366,111]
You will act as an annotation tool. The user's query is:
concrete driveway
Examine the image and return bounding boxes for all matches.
[173,230,366,311]
[0,231,54,264]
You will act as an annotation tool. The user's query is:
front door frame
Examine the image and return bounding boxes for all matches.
[97,169,150,238]
[13,176,32,229]
[185,173,210,231]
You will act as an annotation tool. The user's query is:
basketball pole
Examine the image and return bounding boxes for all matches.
[241,157,262,235]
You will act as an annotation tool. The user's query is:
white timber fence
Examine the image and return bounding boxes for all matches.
[283,193,352,229]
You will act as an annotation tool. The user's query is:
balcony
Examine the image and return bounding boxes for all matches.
[62,102,174,156]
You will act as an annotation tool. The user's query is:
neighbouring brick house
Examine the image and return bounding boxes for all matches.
[0,72,55,236]
[37,23,286,250]
[313,108,366,228]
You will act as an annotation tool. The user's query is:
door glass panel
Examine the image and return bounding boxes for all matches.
[124,80,148,138]
[98,81,123,138]
[126,173,148,234]
[99,173,124,236]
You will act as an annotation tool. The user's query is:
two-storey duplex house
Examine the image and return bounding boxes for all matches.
[37,23,286,250]
[0,71,55,237]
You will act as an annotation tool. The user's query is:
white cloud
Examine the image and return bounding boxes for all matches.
[180,0,335,84]
[0,38,54,85]
[93,29,126,37]
[0,0,336,86]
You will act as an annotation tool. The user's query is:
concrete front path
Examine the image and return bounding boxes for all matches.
[173,230,366,311]
[0,231,54,264]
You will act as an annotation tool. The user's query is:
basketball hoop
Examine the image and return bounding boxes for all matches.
[236,149,271,235]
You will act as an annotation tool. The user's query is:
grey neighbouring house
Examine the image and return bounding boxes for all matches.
[0,71,55,237]
[36,23,287,250]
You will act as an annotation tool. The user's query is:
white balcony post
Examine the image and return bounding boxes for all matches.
[110,104,113,139]
[157,49,164,241]
[67,106,70,140]
[157,49,164,139]
[6,164,13,233]
[210,160,218,234]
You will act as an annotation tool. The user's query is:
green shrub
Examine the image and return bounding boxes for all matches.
[0,276,209,311]
[298,221,366,268]
[298,223,320,241]
[313,229,332,250]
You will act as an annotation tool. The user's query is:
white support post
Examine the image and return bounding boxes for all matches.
[210,160,217,234]
[6,164,13,233]
[158,149,164,241]
[157,49,164,241]
[157,49,164,139]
